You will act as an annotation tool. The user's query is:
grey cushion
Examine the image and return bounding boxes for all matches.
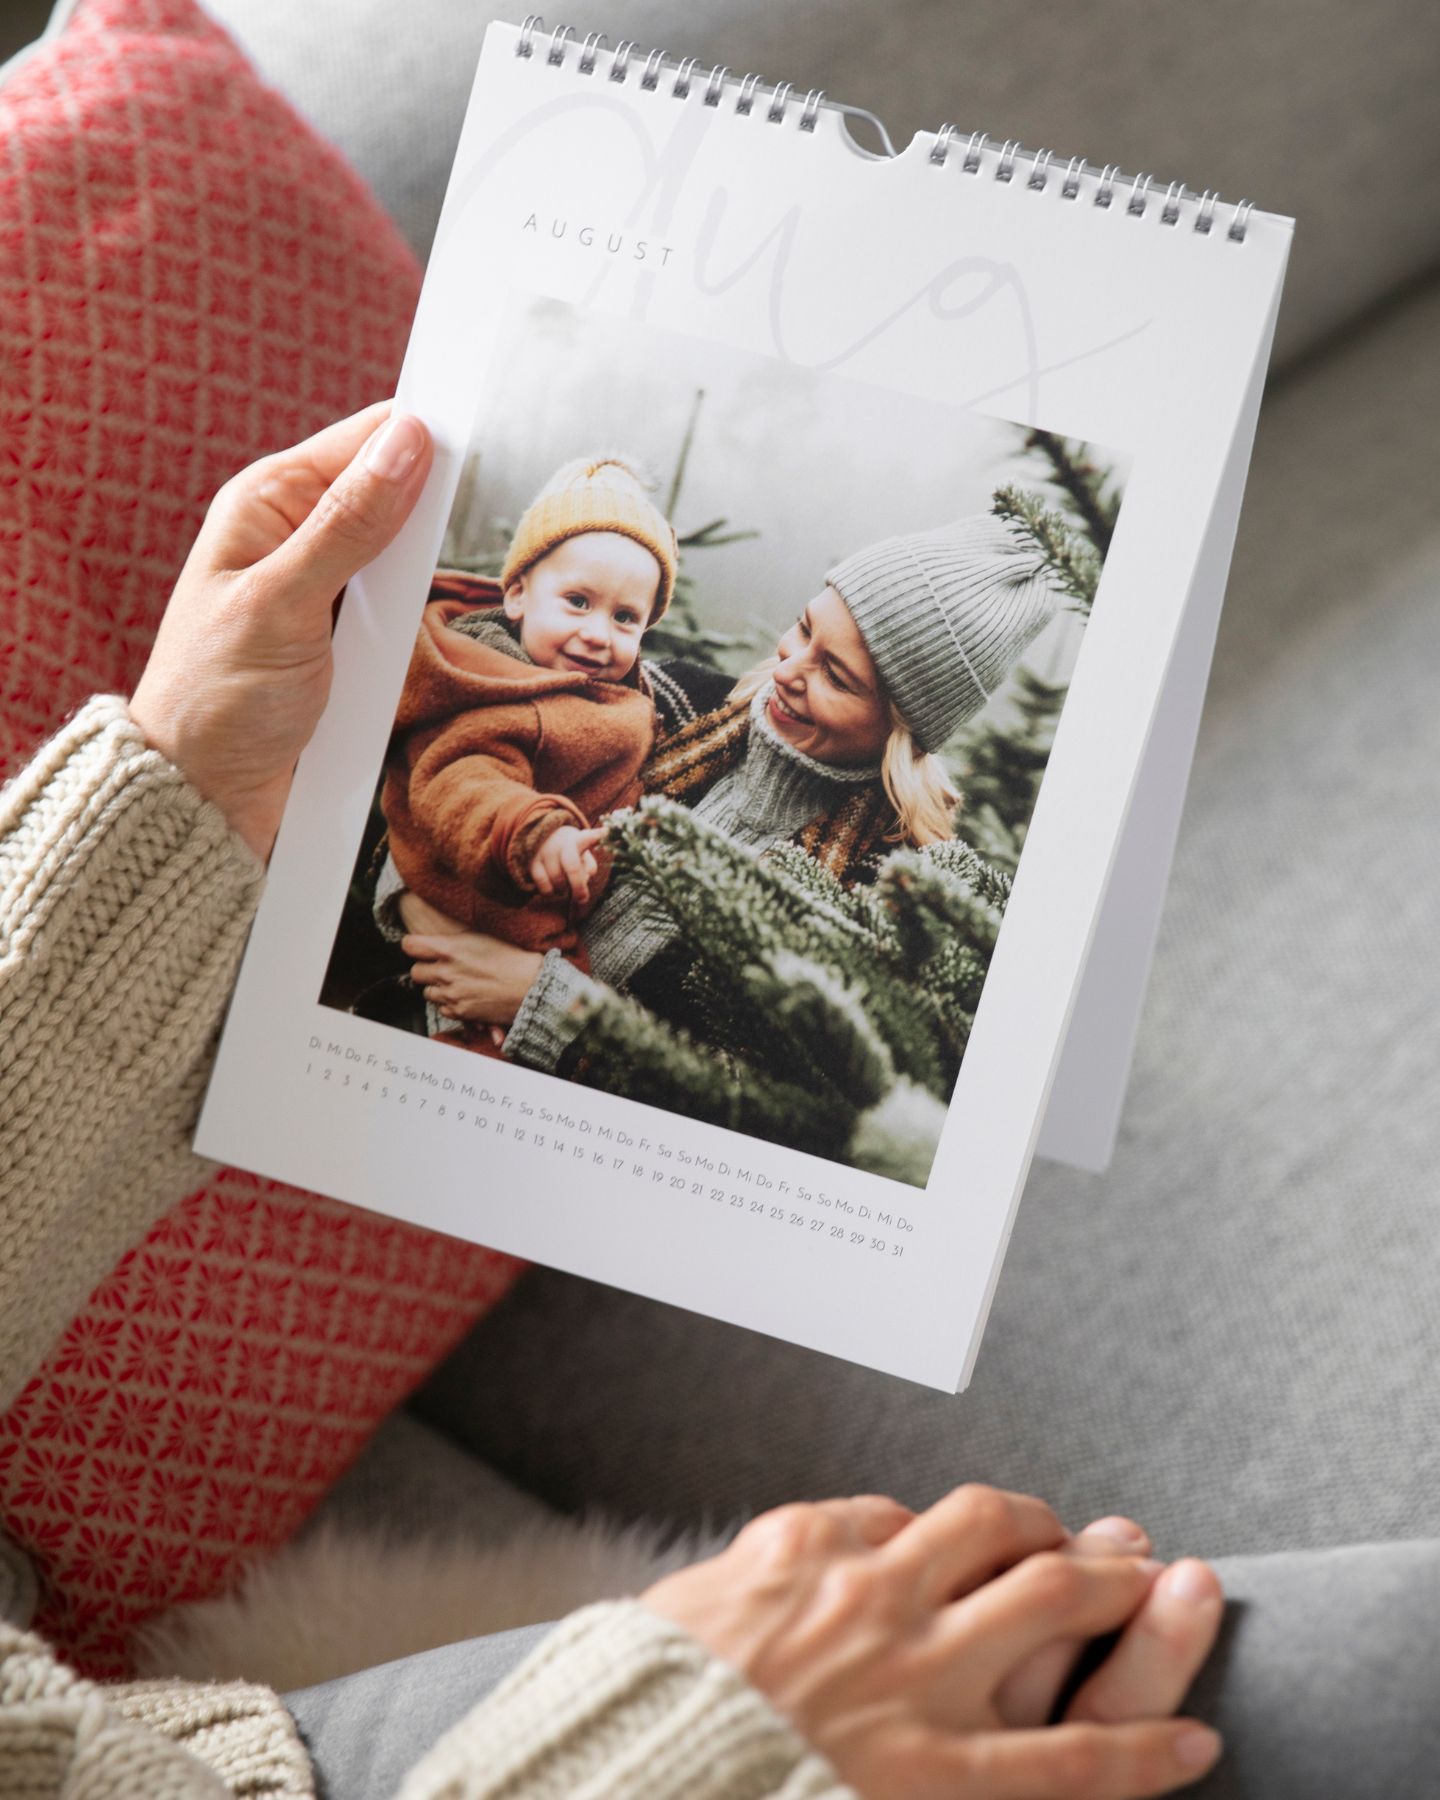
[302,1410,561,1547]
[205,0,1440,370]
[409,275,1440,1562]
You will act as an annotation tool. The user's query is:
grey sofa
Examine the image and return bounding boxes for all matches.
[37,0,1440,1569]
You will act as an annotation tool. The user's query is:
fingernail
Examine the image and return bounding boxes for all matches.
[1162,1559,1222,1607]
[1175,1725,1222,1769]
[1086,1516,1150,1549]
[364,414,426,481]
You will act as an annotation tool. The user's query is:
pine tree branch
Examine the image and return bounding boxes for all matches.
[666,387,704,518]
[762,844,897,956]
[1023,429,1119,553]
[678,519,762,549]
[569,982,849,1153]
[992,486,1101,614]
[572,802,1020,1180]
[748,950,896,1110]
[606,799,877,965]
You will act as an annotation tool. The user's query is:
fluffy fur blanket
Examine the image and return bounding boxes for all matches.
[133,1511,732,1692]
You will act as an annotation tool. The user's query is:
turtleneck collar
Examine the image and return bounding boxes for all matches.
[577,680,888,991]
[747,681,883,789]
[680,682,887,848]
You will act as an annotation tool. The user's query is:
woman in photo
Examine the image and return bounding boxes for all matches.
[392,513,1068,1093]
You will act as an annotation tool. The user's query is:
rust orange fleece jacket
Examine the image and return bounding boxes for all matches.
[382,595,656,953]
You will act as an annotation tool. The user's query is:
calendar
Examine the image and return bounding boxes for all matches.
[197,17,1291,1389]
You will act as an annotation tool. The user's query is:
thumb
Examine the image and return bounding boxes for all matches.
[267,413,432,602]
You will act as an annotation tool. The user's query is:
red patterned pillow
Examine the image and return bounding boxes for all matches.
[0,0,525,1678]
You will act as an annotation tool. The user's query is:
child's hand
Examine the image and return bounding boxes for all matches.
[530,824,607,905]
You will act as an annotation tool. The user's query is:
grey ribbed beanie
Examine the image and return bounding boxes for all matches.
[826,515,1066,753]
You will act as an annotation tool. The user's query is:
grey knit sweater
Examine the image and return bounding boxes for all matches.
[505,682,882,1072]
[0,697,851,1800]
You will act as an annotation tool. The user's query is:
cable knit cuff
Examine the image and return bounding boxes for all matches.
[105,1670,313,1797]
[1,1621,231,1797]
[0,696,267,1407]
[394,1599,852,1800]
[501,949,597,1075]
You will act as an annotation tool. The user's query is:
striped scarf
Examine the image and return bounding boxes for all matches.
[643,691,900,887]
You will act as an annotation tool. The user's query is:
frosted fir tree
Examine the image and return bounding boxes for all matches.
[952,431,1121,867]
[948,665,1070,873]
[565,799,1011,1185]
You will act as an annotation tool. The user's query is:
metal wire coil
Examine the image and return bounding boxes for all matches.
[516,18,1254,242]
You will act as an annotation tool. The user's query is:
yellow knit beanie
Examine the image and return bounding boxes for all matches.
[499,456,678,621]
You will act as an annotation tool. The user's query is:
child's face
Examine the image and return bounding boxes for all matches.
[502,532,659,681]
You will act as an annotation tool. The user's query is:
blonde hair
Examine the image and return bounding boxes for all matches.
[729,660,959,849]
[880,699,960,846]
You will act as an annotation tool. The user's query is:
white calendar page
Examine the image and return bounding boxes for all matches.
[197,20,1291,1391]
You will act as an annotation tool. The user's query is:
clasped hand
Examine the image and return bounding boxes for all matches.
[644,1485,1224,1799]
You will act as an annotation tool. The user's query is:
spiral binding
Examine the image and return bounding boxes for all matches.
[516,14,1254,243]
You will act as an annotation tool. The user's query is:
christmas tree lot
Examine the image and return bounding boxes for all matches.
[562,431,1122,1184]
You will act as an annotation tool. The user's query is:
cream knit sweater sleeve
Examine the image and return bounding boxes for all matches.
[0,695,266,1412]
[0,699,853,1800]
[394,1600,848,1800]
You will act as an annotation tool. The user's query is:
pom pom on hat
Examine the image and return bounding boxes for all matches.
[826,515,1068,753]
[500,456,678,620]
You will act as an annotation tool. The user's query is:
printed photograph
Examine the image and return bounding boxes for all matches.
[320,294,1130,1186]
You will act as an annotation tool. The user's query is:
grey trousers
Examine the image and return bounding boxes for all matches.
[283,1539,1440,1800]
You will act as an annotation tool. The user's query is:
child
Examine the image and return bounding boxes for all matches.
[380,457,676,1040]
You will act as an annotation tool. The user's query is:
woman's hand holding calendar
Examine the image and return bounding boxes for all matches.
[130,403,431,862]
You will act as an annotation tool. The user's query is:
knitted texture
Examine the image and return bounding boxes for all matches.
[642,688,897,887]
[0,1620,227,1798]
[0,0,526,1676]
[498,458,678,621]
[393,1600,852,1800]
[0,698,264,1431]
[504,949,592,1078]
[826,515,1065,752]
[580,686,881,996]
[0,1616,312,1797]
[105,1669,312,1796]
